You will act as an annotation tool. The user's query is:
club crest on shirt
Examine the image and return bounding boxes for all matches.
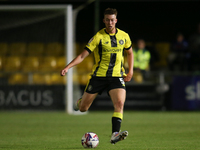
[119,40,124,45]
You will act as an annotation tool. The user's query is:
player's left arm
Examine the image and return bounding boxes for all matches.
[124,47,134,82]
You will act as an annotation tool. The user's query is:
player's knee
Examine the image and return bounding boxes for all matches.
[79,106,88,112]
[115,100,124,110]
[79,108,88,112]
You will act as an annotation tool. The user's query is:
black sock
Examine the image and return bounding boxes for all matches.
[112,117,122,133]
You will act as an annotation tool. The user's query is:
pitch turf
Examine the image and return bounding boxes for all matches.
[0,111,200,150]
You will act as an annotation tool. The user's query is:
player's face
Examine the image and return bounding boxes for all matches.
[103,14,117,33]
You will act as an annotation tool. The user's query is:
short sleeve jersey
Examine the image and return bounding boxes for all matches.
[85,28,132,77]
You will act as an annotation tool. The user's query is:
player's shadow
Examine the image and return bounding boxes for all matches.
[0,146,83,150]
[48,147,83,149]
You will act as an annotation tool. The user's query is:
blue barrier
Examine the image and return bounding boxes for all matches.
[172,76,200,110]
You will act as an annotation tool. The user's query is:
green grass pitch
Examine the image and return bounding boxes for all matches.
[0,111,200,150]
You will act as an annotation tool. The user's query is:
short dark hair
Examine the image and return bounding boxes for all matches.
[104,8,117,17]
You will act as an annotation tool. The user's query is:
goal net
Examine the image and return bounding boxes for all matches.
[0,5,77,114]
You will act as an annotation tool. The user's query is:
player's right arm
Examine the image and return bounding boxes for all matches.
[60,49,89,76]
[61,33,98,76]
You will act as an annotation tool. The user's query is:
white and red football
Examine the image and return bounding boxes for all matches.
[81,132,99,148]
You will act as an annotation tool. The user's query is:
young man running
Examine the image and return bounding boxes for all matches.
[60,8,134,144]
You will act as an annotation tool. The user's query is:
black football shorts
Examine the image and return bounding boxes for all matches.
[85,76,126,95]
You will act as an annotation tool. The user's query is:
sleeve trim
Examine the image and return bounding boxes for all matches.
[84,47,92,54]
[124,45,132,50]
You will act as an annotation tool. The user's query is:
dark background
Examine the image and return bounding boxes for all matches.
[76,1,200,43]
[0,0,199,43]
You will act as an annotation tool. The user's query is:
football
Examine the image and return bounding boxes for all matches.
[81,132,99,148]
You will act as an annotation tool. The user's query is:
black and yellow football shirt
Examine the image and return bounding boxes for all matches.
[85,28,132,77]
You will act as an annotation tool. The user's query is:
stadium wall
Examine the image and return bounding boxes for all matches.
[0,84,164,110]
